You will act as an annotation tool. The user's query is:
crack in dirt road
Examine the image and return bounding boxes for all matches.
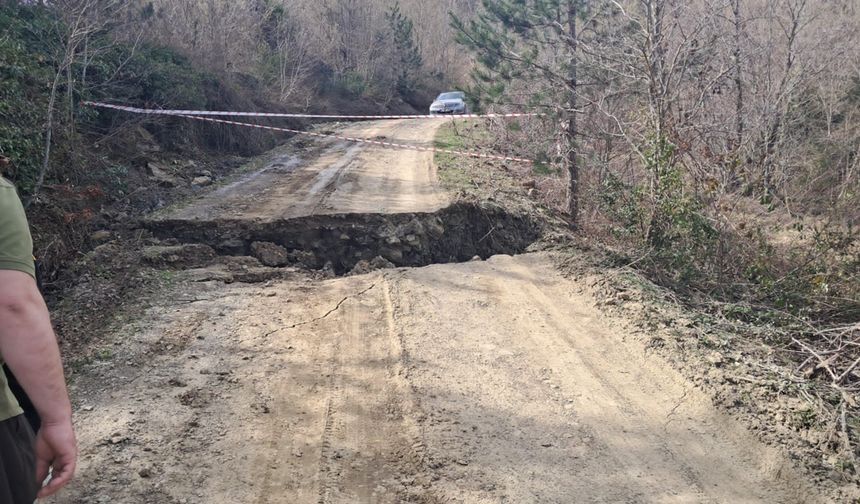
[664,387,691,429]
[265,281,381,337]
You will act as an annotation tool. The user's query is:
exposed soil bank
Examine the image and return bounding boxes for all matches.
[143,202,542,274]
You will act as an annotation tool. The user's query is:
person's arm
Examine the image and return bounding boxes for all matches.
[0,269,76,497]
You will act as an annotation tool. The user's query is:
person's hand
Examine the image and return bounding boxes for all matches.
[34,419,77,497]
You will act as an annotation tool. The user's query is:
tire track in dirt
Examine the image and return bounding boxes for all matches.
[392,254,822,503]
[316,391,340,503]
[246,281,355,504]
[381,275,444,504]
[49,255,826,504]
[151,119,448,224]
[314,292,348,504]
[484,264,719,501]
[308,274,442,504]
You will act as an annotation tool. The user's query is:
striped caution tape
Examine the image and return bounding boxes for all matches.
[174,114,535,164]
[82,101,541,120]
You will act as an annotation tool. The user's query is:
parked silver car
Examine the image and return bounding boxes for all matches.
[429,91,468,115]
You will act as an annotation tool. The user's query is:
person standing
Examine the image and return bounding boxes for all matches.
[0,158,77,502]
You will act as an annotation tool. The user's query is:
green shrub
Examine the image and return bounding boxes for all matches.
[0,5,56,193]
[0,3,225,196]
[597,133,858,327]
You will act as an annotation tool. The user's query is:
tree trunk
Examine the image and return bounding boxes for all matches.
[725,0,745,188]
[566,0,580,230]
[732,0,744,154]
[27,66,63,209]
[643,0,667,204]
[761,0,804,199]
[645,0,666,142]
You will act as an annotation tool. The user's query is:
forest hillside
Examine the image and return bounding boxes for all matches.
[0,0,858,499]
[1,0,476,274]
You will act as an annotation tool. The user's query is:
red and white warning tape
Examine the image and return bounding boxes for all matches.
[80,101,534,163]
[175,114,535,164]
[82,101,540,120]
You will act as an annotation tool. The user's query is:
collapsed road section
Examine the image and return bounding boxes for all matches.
[145,202,542,274]
[47,117,830,504]
[142,118,540,274]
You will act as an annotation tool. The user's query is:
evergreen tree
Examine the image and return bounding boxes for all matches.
[452,0,585,228]
[386,1,423,100]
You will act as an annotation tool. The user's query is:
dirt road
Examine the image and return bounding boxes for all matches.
[50,119,822,503]
[156,119,449,222]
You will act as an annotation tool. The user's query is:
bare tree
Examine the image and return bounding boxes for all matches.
[29,0,116,205]
[453,0,585,227]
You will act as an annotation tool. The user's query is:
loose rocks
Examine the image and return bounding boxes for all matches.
[192,176,213,187]
[250,242,290,267]
[147,162,179,188]
[90,230,113,243]
[142,244,216,268]
[349,256,396,276]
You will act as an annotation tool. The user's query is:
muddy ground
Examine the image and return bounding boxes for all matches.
[46,119,854,503]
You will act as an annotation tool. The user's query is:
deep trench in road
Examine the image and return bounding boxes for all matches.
[144,202,543,275]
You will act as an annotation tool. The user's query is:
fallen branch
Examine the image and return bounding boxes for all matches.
[792,337,839,382]
[837,355,860,385]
